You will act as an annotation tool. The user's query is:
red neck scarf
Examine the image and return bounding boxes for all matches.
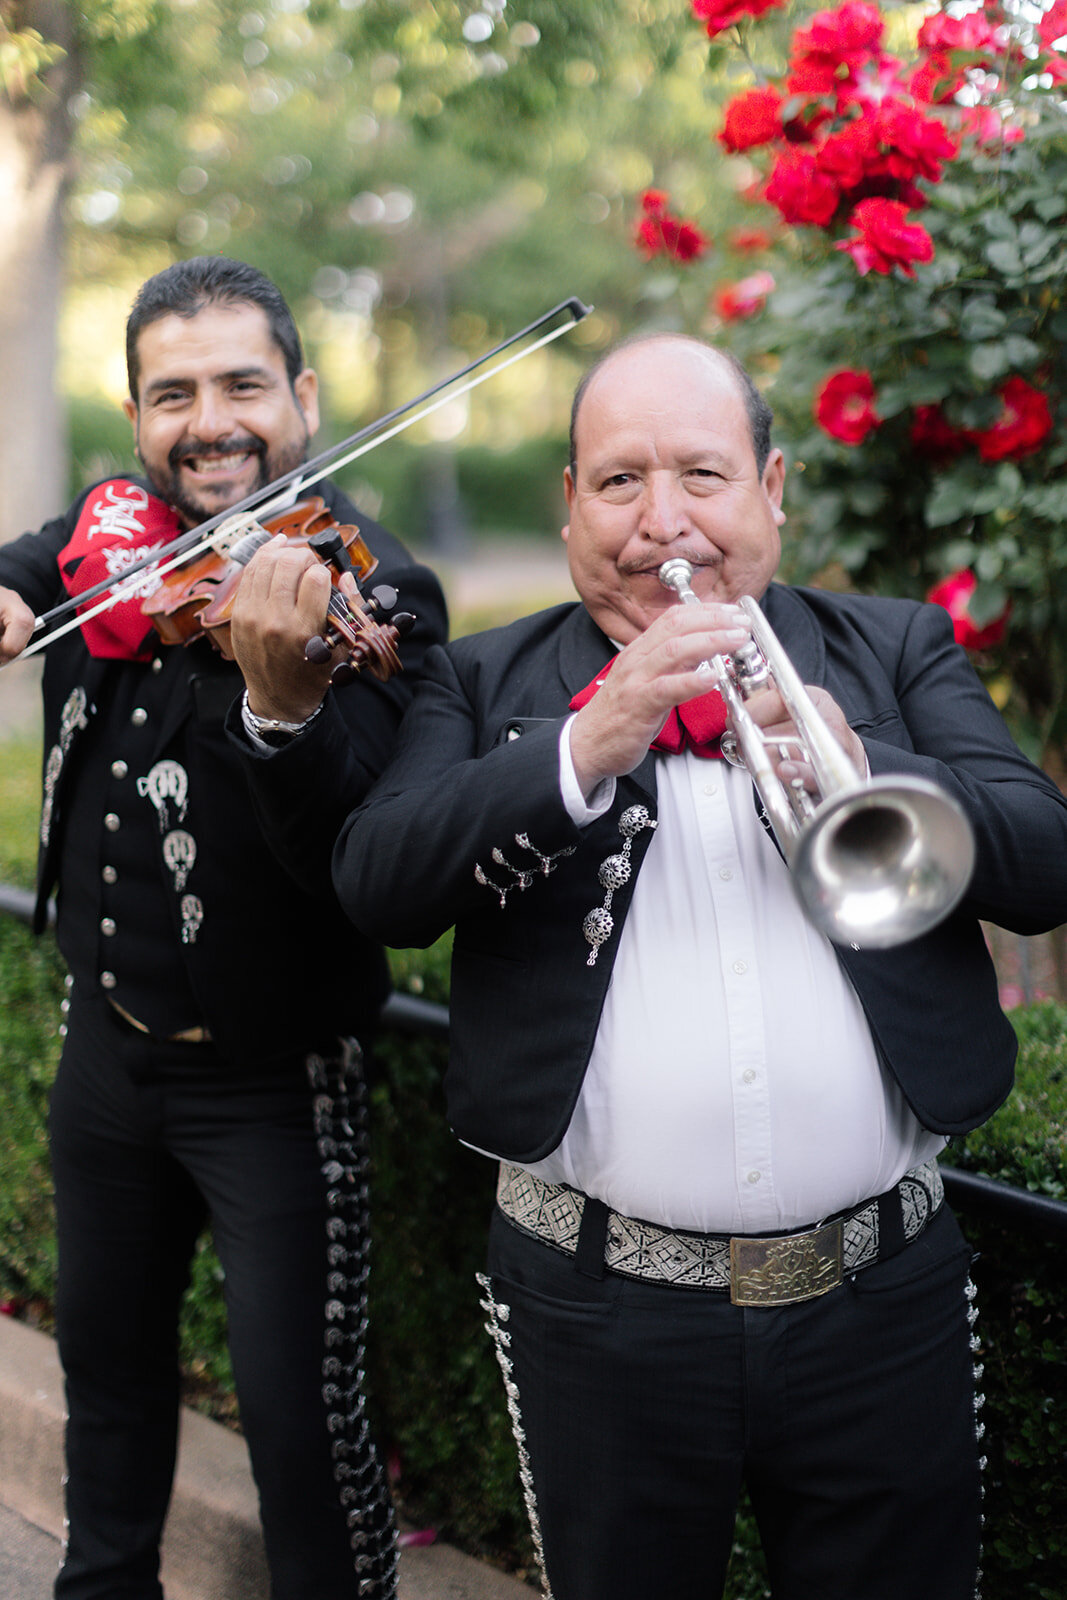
[58,480,182,660]
[569,655,727,758]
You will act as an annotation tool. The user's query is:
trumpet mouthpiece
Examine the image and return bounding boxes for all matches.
[658,558,694,593]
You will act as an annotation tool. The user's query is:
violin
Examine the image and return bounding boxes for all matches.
[140,497,415,683]
[14,297,591,666]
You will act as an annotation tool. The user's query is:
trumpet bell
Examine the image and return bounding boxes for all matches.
[791,775,975,949]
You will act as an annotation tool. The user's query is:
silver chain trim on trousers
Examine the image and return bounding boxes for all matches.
[967,1273,986,1600]
[308,1040,398,1598]
[477,1273,556,1600]
[496,1159,944,1291]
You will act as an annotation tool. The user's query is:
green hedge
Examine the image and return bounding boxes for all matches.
[2,848,1065,1592]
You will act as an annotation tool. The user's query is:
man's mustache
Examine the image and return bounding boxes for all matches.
[169,435,264,469]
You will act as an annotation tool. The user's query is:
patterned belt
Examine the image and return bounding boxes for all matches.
[496,1160,945,1308]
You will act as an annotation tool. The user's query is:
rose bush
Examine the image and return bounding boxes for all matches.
[631,0,1067,774]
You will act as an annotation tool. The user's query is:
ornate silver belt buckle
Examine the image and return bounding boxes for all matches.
[729,1220,844,1307]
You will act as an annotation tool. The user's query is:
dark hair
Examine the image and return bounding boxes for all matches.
[125,256,304,401]
[568,334,774,477]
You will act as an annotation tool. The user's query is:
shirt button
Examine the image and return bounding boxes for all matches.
[719,867,733,881]
[101,918,117,937]
[102,866,118,885]
[703,783,717,796]
[151,657,163,674]
[110,760,128,780]
[747,1170,762,1185]
[742,1068,757,1084]
[732,959,747,975]
[104,813,121,832]
[100,971,117,990]
[131,707,148,726]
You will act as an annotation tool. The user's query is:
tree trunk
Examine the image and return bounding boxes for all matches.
[0,0,79,544]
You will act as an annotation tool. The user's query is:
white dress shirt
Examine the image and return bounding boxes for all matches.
[520,722,943,1234]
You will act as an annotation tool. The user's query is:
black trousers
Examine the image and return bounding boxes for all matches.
[482,1200,982,1600]
[48,991,395,1600]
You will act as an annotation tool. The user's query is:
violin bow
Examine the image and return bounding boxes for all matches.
[16,296,592,662]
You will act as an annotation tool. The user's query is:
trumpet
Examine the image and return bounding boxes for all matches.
[657,558,975,949]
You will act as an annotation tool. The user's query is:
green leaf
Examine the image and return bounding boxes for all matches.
[970,342,1014,383]
[959,299,1008,342]
[969,578,1008,626]
[981,210,1018,241]
[925,477,975,528]
[984,240,1024,276]
[1035,193,1067,222]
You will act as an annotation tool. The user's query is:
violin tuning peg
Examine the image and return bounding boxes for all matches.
[305,635,333,665]
[308,528,354,574]
[330,660,359,687]
[364,584,399,618]
[391,612,416,638]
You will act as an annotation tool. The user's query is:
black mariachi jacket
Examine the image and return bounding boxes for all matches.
[333,583,1067,1160]
[0,477,448,1063]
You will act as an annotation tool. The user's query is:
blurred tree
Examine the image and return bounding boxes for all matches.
[4,0,748,544]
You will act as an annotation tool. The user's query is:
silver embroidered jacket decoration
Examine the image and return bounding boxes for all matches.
[474,832,576,910]
[582,804,657,966]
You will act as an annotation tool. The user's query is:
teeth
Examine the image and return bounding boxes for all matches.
[187,453,249,473]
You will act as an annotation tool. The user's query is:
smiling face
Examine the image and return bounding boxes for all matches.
[123,300,320,528]
[563,338,786,643]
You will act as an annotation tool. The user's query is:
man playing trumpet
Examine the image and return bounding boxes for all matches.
[250,334,1067,1599]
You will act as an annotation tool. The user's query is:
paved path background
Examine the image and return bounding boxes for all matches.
[0,1314,532,1599]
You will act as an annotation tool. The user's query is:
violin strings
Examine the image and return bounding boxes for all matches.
[18,299,591,657]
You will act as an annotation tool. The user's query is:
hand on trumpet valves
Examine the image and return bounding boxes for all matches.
[569,599,752,799]
[0,586,36,664]
[742,678,867,791]
[228,533,343,723]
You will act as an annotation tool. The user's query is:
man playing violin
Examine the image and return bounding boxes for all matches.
[0,255,447,1600]
[317,334,1067,1600]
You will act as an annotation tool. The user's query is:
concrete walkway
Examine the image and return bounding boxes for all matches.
[0,1314,530,1600]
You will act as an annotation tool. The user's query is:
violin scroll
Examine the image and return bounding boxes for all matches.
[304,551,415,686]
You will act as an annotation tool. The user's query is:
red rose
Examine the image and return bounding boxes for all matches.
[927,569,1010,652]
[836,197,934,277]
[719,85,784,153]
[788,0,885,94]
[791,0,884,62]
[764,148,840,227]
[728,225,775,252]
[875,102,958,185]
[917,12,1003,55]
[957,106,1026,147]
[814,368,881,445]
[972,376,1053,462]
[1040,0,1067,51]
[635,194,710,263]
[711,271,776,321]
[907,50,965,105]
[910,404,970,462]
[815,119,879,191]
[692,0,785,39]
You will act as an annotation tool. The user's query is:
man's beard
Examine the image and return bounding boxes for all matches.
[146,430,309,528]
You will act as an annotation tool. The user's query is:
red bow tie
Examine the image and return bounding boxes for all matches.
[569,656,727,759]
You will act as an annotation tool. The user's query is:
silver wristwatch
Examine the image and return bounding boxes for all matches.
[240,688,324,746]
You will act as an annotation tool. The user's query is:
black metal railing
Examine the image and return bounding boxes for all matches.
[2,882,1064,1241]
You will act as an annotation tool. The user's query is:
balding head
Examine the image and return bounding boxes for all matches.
[569,335,774,479]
